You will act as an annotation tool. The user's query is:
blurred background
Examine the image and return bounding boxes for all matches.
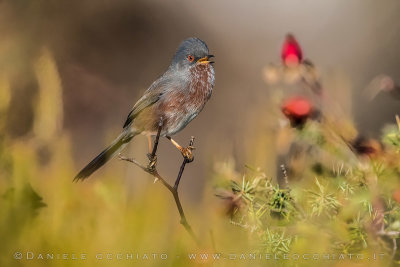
[1,0,400,266]
[2,0,400,194]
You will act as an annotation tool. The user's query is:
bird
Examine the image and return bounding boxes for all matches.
[74,37,215,181]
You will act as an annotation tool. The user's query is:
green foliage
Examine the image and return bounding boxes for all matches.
[214,117,400,265]
[383,115,400,152]
[307,178,341,218]
[260,228,292,254]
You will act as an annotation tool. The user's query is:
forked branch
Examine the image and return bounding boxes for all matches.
[118,119,199,244]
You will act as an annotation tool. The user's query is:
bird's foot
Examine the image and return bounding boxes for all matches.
[147,153,157,171]
[180,146,195,162]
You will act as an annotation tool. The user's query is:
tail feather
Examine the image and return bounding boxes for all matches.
[74,131,136,181]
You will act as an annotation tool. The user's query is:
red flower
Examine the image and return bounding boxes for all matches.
[281,33,303,67]
[281,97,313,128]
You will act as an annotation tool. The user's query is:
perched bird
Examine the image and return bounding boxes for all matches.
[281,33,303,67]
[74,37,215,181]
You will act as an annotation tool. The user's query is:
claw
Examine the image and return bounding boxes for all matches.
[147,153,157,171]
[180,146,195,162]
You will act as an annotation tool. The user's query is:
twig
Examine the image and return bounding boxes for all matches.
[174,137,194,190]
[118,155,170,190]
[118,125,199,244]
[279,164,306,218]
[377,229,399,261]
[280,164,289,187]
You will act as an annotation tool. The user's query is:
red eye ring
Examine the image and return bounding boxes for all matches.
[187,55,195,62]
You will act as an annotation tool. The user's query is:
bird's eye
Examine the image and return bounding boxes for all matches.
[187,55,195,62]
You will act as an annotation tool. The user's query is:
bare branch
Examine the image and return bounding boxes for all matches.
[118,128,199,244]
[174,136,195,190]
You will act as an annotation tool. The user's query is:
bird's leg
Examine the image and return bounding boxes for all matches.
[147,117,163,171]
[147,136,153,153]
[147,135,158,174]
[166,136,195,162]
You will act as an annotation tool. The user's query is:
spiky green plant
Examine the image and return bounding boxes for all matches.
[214,116,400,265]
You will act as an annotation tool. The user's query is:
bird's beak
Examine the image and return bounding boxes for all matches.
[197,55,215,64]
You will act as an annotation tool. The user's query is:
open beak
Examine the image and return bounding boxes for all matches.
[197,55,215,64]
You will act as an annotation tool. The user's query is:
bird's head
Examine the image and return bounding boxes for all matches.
[170,37,214,70]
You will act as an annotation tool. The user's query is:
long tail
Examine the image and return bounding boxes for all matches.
[74,130,137,181]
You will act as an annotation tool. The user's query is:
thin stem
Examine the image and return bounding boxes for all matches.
[171,189,199,244]
[280,164,289,188]
[118,133,199,245]
[174,136,194,190]
[118,155,171,189]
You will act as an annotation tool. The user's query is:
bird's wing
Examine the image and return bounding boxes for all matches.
[123,77,167,128]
